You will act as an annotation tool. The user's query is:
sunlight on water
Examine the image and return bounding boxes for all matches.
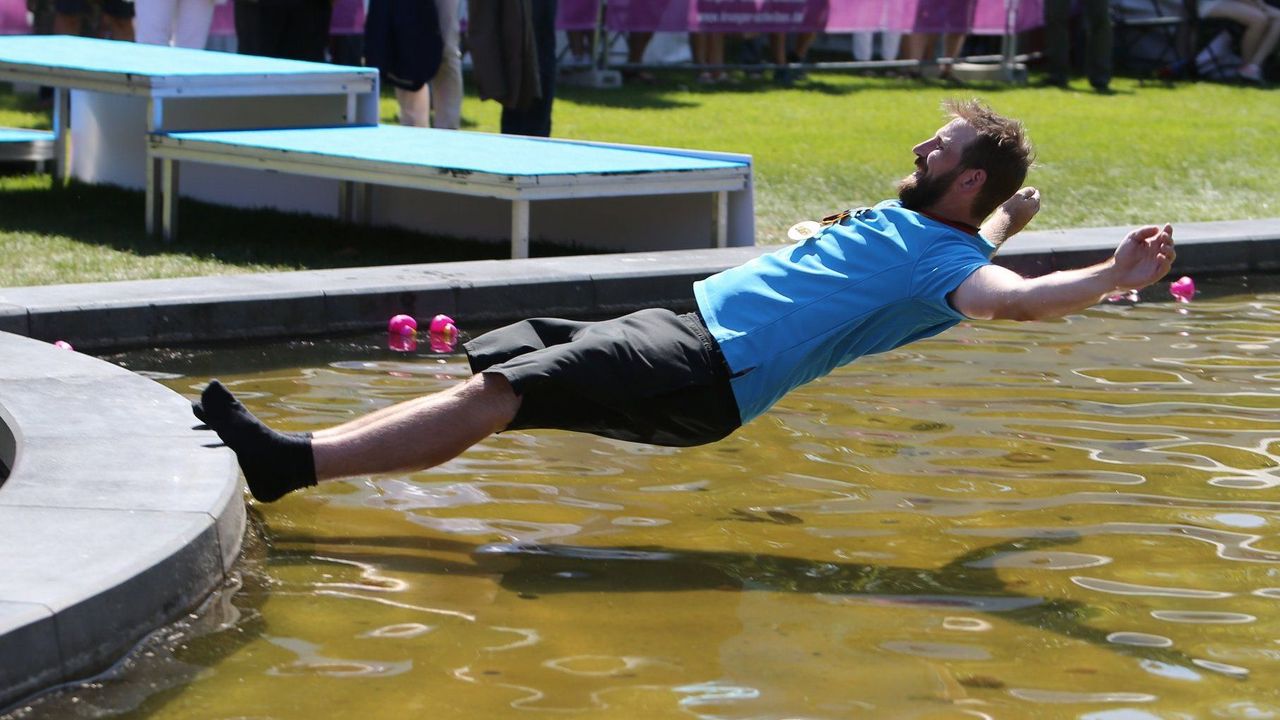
[10,279,1280,719]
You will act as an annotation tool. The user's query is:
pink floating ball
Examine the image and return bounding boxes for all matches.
[53,340,73,351]
[387,333,418,353]
[388,314,418,336]
[1170,276,1195,303]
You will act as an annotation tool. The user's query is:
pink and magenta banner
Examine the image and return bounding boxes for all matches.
[0,0,30,35]
[558,0,1043,35]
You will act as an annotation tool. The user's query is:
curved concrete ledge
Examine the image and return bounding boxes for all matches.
[0,331,243,710]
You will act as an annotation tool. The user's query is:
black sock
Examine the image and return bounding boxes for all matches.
[197,380,317,503]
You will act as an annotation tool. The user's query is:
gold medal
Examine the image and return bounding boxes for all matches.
[787,209,856,242]
[787,220,823,241]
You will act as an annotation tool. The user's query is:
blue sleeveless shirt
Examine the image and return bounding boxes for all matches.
[693,200,996,423]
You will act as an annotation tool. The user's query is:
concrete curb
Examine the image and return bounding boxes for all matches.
[0,332,243,711]
[1,218,1278,351]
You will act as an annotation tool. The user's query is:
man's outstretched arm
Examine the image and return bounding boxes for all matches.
[951,224,1176,322]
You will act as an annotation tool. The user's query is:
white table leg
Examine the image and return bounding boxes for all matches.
[511,199,530,259]
[52,87,70,186]
[146,98,166,236]
[713,190,729,248]
[161,158,179,242]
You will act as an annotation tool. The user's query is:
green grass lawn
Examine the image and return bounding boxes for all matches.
[0,72,1276,288]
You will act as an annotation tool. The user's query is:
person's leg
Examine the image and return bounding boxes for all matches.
[624,31,655,82]
[769,31,790,84]
[528,0,557,136]
[134,0,176,44]
[1247,2,1280,72]
[1043,0,1070,84]
[293,0,331,61]
[197,372,520,500]
[171,0,215,48]
[1083,0,1112,90]
[709,31,726,80]
[851,31,872,62]
[233,0,263,55]
[1204,0,1270,74]
[792,31,816,59]
[313,372,520,480]
[395,85,432,127]
[429,0,463,129]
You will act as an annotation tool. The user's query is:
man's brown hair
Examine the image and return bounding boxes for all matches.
[944,99,1034,220]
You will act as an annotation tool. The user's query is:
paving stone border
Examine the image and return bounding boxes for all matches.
[1,218,1278,352]
[0,332,243,711]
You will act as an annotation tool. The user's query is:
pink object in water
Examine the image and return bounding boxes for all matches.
[388,314,418,336]
[427,314,458,352]
[53,340,73,351]
[429,335,457,353]
[387,333,418,353]
[1170,276,1195,302]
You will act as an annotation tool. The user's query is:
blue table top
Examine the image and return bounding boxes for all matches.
[166,126,749,176]
[0,128,53,142]
[0,35,374,78]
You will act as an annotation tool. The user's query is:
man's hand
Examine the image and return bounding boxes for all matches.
[979,187,1040,245]
[1112,224,1176,291]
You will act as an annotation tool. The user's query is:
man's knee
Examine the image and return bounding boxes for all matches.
[466,371,521,431]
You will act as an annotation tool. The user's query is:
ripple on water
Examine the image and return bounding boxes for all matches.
[1008,689,1157,704]
[361,623,434,639]
[1073,576,1233,599]
[1107,632,1174,648]
[1150,610,1256,624]
[965,551,1112,570]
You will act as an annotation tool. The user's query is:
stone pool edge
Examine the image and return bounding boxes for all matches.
[0,332,244,711]
[1,217,1277,351]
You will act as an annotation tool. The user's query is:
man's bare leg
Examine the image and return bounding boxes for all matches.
[314,372,519,480]
[197,373,520,502]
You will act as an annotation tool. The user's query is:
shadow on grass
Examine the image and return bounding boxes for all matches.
[0,173,594,279]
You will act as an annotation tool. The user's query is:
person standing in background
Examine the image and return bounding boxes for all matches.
[1044,0,1113,91]
[468,0,557,137]
[135,0,216,47]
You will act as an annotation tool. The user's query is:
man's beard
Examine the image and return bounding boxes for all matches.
[897,164,963,211]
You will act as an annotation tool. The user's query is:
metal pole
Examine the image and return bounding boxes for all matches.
[1002,0,1021,82]
[590,0,607,70]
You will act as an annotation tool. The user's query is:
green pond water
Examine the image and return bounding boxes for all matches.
[10,279,1280,719]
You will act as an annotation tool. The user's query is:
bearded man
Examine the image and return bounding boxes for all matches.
[195,99,1176,502]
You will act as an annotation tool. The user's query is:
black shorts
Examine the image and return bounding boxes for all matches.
[363,0,443,91]
[465,308,742,447]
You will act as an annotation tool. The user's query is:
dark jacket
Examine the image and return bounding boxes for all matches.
[467,0,542,110]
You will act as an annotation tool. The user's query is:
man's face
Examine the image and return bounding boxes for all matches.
[897,118,977,211]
